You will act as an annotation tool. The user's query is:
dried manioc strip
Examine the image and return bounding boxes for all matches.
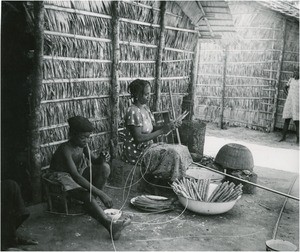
[210,181,229,202]
[203,179,210,200]
[203,179,211,201]
[207,183,223,202]
[197,178,201,192]
[217,182,235,202]
[226,190,243,202]
[188,179,196,200]
[199,179,205,199]
[214,183,229,202]
[192,181,202,201]
[198,179,203,199]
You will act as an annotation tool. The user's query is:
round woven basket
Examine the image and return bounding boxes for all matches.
[214,143,254,171]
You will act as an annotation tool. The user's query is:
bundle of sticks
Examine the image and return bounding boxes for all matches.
[171,178,243,202]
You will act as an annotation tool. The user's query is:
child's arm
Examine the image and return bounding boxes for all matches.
[63,147,113,207]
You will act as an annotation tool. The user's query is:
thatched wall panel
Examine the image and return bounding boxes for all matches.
[42,81,110,101]
[162,61,192,77]
[161,79,190,94]
[40,98,111,127]
[43,60,111,79]
[44,35,112,59]
[119,22,160,44]
[119,1,160,23]
[119,63,155,78]
[44,9,112,39]
[165,1,195,29]
[119,44,157,60]
[165,30,197,51]
[44,1,112,14]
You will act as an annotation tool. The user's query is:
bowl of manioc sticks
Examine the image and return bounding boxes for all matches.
[171,178,243,215]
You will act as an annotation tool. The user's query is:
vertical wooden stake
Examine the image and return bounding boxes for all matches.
[111,1,120,159]
[30,1,44,203]
[271,18,287,132]
[168,82,181,144]
[189,37,200,120]
[220,45,228,129]
[154,1,166,111]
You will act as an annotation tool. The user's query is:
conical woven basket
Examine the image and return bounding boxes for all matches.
[214,143,254,171]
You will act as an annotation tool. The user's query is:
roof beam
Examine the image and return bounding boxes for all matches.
[196,1,215,37]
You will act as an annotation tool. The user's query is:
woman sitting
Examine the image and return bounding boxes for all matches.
[122,79,193,191]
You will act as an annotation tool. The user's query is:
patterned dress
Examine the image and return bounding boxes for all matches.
[122,104,155,164]
[282,78,299,120]
[122,104,192,181]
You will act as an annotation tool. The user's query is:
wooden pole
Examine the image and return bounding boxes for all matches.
[189,38,200,120]
[192,162,300,201]
[265,23,276,132]
[30,1,44,203]
[110,1,120,159]
[220,45,228,129]
[271,18,287,132]
[168,82,181,144]
[154,1,166,111]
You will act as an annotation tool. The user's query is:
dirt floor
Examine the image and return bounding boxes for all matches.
[17,123,299,251]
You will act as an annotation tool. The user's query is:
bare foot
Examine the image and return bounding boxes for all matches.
[109,217,132,240]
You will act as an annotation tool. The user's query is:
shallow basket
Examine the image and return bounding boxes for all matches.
[215,143,254,171]
[177,183,240,215]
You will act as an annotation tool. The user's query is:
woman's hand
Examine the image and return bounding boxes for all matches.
[174,119,182,128]
[101,151,110,162]
[162,121,181,134]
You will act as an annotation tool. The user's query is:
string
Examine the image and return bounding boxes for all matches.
[272,175,298,240]
[109,143,188,251]
[86,143,92,202]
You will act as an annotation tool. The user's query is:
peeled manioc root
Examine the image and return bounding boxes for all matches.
[171,178,243,202]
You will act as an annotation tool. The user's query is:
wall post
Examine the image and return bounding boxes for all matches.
[220,45,228,129]
[154,1,166,111]
[271,18,287,132]
[30,1,44,203]
[189,38,200,120]
[111,1,120,159]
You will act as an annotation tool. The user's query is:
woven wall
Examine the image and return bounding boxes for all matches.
[39,0,197,169]
[194,1,299,131]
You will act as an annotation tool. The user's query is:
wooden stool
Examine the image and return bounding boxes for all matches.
[42,176,84,215]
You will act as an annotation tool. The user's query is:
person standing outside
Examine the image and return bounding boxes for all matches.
[279,67,299,143]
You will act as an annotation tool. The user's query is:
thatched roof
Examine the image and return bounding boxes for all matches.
[176,0,299,43]
[257,0,299,20]
[176,1,237,41]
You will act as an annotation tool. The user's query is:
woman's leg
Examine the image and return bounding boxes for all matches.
[68,189,131,240]
[294,120,299,143]
[279,118,291,141]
